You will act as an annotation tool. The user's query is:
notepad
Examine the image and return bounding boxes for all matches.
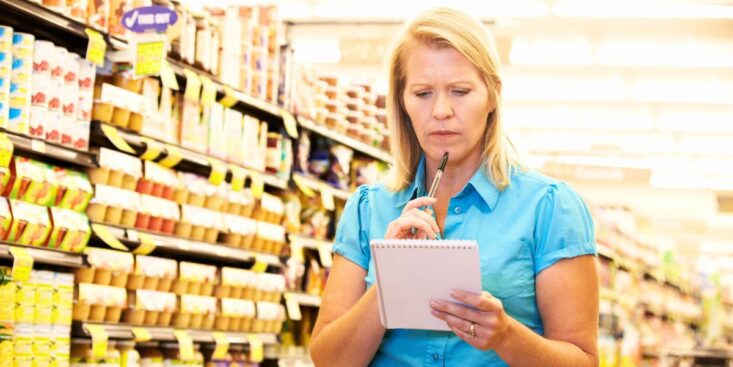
[370,239,481,330]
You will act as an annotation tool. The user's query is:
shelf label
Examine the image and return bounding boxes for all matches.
[160,61,179,91]
[158,145,183,168]
[250,173,264,199]
[320,185,335,211]
[174,330,194,361]
[132,34,166,77]
[318,242,333,268]
[133,232,157,255]
[229,165,246,192]
[284,293,302,321]
[31,139,46,154]
[92,224,129,252]
[131,327,152,342]
[292,175,316,198]
[100,124,136,154]
[200,76,217,107]
[212,332,230,360]
[250,257,268,273]
[219,86,238,108]
[0,133,14,168]
[183,69,202,102]
[246,335,264,363]
[86,324,109,359]
[140,137,163,161]
[85,28,106,67]
[207,157,227,186]
[281,111,299,139]
[10,247,33,282]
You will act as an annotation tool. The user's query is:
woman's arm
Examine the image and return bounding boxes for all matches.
[431,255,599,366]
[309,254,386,367]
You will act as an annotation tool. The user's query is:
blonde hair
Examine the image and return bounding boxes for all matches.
[385,7,523,192]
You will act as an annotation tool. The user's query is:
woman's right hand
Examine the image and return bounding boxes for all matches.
[385,197,440,240]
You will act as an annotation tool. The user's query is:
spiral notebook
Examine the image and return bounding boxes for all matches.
[370,239,481,330]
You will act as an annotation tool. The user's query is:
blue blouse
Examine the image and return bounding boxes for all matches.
[332,158,596,366]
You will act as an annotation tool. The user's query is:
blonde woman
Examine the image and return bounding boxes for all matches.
[310,7,598,366]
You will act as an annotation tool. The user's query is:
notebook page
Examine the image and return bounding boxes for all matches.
[371,240,481,330]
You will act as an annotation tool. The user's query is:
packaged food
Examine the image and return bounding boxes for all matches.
[7,200,51,246]
[8,33,34,135]
[47,207,91,252]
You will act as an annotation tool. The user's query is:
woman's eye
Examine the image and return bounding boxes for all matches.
[452,89,469,96]
[415,91,432,98]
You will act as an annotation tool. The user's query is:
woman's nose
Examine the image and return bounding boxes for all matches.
[432,92,454,120]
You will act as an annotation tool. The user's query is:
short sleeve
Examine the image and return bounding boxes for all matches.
[332,185,372,270]
[533,182,596,275]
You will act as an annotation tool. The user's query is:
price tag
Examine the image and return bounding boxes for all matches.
[219,86,238,108]
[246,335,264,363]
[86,324,109,359]
[212,332,230,360]
[9,247,33,282]
[318,243,334,268]
[290,241,304,263]
[0,133,14,168]
[250,257,268,273]
[284,293,302,321]
[183,69,202,102]
[140,137,164,161]
[133,232,157,255]
[158,145,183,168]
[91,224,129,251]
[200,76,217,107]
[100,124,136,154]
[293,175,316,198]
[85,28,106,67]
[320,185,336,211]
[133,35,166,77]
[160,61,180,91]
[131,327,152,343]
[229,165,246,192]
[281,111,299,139]
[173,330,194,361]
[207,158,227,186]
[250,173,264,199]
[30,139,46,154]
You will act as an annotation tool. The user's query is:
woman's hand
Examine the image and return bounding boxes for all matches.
[430,289,512,351]
[384,197,439,240]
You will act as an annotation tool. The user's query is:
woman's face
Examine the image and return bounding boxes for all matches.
[402,43,494,167]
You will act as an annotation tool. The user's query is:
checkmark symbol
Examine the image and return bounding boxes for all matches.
[125,10,139,28]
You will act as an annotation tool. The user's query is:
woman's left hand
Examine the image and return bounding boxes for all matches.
[430,289,511,351]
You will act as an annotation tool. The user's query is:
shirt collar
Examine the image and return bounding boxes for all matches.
[393,156,501,210]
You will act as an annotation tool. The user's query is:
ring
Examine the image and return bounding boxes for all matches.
[468,322,476,338]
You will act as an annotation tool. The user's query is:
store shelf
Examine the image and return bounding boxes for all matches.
[75,322,279,345]
[2,129,97,168]
[89,222,281,267]
[90,122,288,190]
[285,292,322,307]
[288,234,333,251]
[297,117,392,164]
[0,242,84,268]
[643,347,733,360]
[292,172,352,202]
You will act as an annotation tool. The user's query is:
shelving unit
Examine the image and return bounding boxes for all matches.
[292,172,352,202]
[89,222,281,267]
[284,292,321,308]
[2,129,97,168]
[288,234,333,252]
[297,117,392,164]
[75,322,279,345]
[0,243,84,268]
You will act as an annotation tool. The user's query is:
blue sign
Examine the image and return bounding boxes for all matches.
[122,6,178,33]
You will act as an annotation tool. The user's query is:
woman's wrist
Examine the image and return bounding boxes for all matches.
[493,315,520,355]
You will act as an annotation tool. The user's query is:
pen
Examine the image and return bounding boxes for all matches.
[411,152,449,239]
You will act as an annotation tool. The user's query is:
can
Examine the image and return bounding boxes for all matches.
[0,26,12,52]
[77,59,94,91]
[45,110,61,143]
[77,90,92,121]
[31,73,50,107]
[63,53,79,87]
[29,105,47,139]
[61,84,78,118]
[12,33,34,49]
[60,115,74,148]
[50,47,67,81]
[75,119,90,151]
[32,41,54,75]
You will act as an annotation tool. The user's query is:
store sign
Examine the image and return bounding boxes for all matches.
[122,6,178,33]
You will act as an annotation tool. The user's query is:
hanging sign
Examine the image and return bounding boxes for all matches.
[122,6,178,33]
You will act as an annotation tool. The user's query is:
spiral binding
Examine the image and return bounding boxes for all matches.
[370,240,477,250]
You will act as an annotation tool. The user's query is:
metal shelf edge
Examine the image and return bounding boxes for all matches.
[0,243,84,268]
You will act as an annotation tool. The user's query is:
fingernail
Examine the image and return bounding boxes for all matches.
[430,310,439,317]
[430,300,442,308]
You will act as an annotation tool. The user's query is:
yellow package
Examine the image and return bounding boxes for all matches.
[15,282,34,304]
[51,307,72,326]
[33,336,51,358]
[34,305,52,325]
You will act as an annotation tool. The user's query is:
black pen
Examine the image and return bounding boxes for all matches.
[412,152,449,239]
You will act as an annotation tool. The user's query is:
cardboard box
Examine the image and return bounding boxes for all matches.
[7,200,51,246]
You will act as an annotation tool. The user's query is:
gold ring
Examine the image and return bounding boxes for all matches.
[468,322,476,338]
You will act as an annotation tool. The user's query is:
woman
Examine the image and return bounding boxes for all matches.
[310,7,598,367]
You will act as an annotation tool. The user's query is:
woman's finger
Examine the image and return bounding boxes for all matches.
[403,197,437,213]
[405,208,440,234]
[387,216,437,239]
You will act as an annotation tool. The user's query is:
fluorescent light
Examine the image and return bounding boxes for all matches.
[509,36,593,66]
[503,72,627,101]
[630,77,733,104]
[596,40,733,68]
[553,0,733,19]
[503,102,654,130]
